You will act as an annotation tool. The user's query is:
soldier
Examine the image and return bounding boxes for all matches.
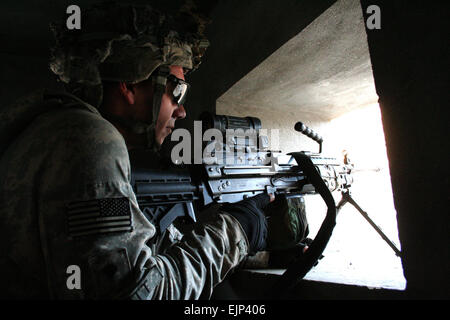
[0,2,273,299]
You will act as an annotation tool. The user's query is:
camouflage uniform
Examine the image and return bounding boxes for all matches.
[0,90,249,299]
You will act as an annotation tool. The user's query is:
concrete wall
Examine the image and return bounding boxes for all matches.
[216,0,377,154]
[185,0,337,125]
[360,0,449,299]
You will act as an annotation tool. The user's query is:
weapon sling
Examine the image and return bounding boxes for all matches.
[268,151,337,298]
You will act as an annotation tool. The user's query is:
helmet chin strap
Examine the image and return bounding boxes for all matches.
[146,65,171,150]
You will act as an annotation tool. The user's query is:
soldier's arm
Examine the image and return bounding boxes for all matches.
[40,109,249,299]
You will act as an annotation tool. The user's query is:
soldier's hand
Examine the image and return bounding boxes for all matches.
[246,192,275,210]
[221,193,274,255]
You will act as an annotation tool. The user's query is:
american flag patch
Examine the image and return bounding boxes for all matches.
[66,198,133,237]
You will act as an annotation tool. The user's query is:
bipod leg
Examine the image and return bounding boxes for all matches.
[336,191,350,215]
[338,191,402,257]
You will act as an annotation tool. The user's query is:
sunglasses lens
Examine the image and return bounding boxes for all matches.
[173,83,188,105]
[167,74,190,105]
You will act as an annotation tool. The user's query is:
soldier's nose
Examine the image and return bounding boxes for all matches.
[174,105,186,120]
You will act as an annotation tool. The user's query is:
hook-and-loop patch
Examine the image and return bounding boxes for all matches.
[66,197,133,238]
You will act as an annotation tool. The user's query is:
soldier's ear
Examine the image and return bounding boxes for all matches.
[118,82,136,105]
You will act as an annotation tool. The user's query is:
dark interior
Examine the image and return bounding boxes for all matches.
[0,0,448,300]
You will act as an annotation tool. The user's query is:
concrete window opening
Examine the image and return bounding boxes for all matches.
[298,103,406,290]
[216,0,406,290]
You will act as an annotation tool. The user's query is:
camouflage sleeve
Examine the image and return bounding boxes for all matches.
[39,108,248,299]
[141,212,249,299]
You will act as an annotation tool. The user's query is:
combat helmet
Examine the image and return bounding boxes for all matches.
[49,1,209,148]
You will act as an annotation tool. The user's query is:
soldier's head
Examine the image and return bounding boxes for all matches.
[101,64,188,147]
[49,1,209,149]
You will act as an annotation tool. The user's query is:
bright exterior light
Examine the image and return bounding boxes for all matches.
[304,103,406,290]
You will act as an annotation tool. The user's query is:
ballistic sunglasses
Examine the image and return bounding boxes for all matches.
[167,74,190,106]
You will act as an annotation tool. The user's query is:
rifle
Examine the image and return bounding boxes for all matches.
[130,113,351,232]
[129,113,400,297]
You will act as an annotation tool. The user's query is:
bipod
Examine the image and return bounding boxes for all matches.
[336,190,402,257]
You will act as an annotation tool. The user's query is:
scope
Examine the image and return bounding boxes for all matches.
[199,112,262,134]
[198,112,270,159]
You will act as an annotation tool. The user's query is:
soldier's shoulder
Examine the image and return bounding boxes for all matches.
[42,98,124,146]
[39,98,131,181]
[25,94,130,169]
